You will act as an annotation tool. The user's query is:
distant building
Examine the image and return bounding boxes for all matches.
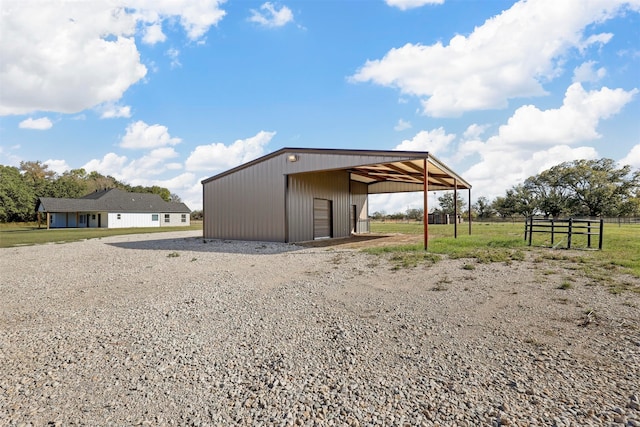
[428,213,463,224]
[202,148,471,244]
[37,188,191,229]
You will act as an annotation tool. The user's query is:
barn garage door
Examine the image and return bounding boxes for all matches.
[313,198,332,239]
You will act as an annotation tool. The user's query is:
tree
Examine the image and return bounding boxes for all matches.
[370,211,385,220]
[510,184,537,217]
[0,165,34,222]
[50,169,88,198]
[405,207,423,221]
[496,157,640,219]
[169,193,182,203]
[436,192,465,214]
[492,195,517,219]
[473,196,493,219]
[524,168,570,218]
[19,160,55,183]
[557,159,640,217]
[85,171,119,193]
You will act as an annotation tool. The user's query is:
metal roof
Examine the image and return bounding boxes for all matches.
[201,147,471,192]
[38,188,191,213]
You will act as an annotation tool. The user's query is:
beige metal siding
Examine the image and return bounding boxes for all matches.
[203,156,286,241]
[350,180,369,233]
[287,170,351,242]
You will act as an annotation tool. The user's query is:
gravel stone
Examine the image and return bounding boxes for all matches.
[1,230,639,425]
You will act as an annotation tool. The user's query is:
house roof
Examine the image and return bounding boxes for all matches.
[201,147,471,193]
[37,188,191,213]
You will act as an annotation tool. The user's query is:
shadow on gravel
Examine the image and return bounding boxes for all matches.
[107,237,306,254]
[107,234,398,254]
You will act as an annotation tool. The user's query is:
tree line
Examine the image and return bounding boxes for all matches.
[0,161,179,223]
[371,159,640,221]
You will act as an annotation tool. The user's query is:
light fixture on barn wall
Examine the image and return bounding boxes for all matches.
[287,154,299,162]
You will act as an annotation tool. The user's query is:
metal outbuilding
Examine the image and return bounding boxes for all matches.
[201,148,472,249]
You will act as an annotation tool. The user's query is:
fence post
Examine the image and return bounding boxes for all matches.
[599,219,604,250]
[528,217,534,246]
[587,219,592,248]
[567,218,573,249]
[551,218,555,246]
[524,217,528,241]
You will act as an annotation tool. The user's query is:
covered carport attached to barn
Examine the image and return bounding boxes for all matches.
[344,153,472,250]
[201,148,472,249]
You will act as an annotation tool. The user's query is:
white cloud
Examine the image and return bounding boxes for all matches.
[119,148,180,178]
[350,0,638,117]
[43,159,70,175]
[98,103,132,119]
[0,1,226,116]
[493,83,637,147]
[458,82,636,200]
[82,148,179,182]
[451,124,490,163]
[18,117,53,130]
[620,144,640,169]
[142,23,166,45]
[185,130,276,172]
[463,144,600,201]
[385,0,444,10]
[572,61,607,83]
[394,119,412,131]
[0,146,21,167]
[394,127,455,155]
[166,48,182,68]
[462,124,489,140]
[119,121,182,149]
[82,150,200,209]
[82,153,129,175]
[137,0,226,41]
[249,2,294,28]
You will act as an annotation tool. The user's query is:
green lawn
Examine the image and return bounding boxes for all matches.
[369,221,640,279]
[0,221,202,248]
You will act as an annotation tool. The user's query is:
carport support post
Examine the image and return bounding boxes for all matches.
[453,179,458,239]
[423,158,429,251]
[468,188,472,235]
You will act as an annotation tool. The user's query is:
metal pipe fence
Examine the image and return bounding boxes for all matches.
[524,217,604,250]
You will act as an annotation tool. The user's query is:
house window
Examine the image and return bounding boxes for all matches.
[79,215,85,224]
[181,214,186,223]
[152,214,159,221]
[117,214,121,220]
[92,214,96,220]
[164,214,170,223]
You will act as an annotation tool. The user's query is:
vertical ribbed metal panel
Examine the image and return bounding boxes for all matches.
[350,181,368,232]
[287,170,350,242]
[203,156,286,241]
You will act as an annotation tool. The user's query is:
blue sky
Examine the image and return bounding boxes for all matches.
[1,0,639,213]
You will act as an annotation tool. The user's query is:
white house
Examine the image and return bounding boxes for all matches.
[36,188,191,229]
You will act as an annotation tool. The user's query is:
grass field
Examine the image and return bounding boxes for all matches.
[370,221,640,279]
[0,221,202,248]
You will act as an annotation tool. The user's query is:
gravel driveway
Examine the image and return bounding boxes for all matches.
[1,230,639,426]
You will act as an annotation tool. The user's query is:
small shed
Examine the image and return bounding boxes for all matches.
[201,148,471,248]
